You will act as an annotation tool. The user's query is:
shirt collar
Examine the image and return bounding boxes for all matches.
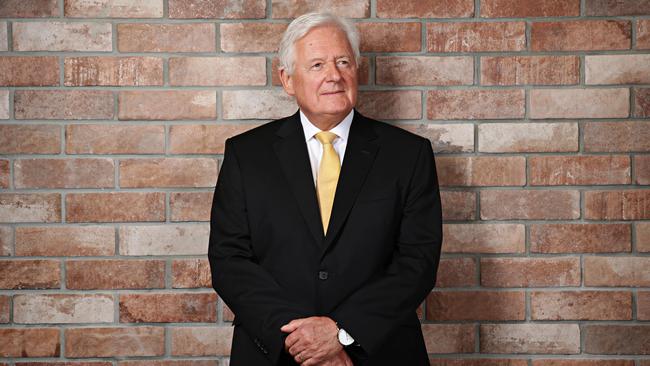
[299,109,354,143]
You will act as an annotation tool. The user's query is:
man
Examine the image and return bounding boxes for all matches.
[209,12,442,366]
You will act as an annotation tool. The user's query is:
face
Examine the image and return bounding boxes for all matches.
[280,25,358,128]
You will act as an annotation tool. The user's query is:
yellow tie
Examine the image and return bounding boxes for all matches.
[315,131,340,235]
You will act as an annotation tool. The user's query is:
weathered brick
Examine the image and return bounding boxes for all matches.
[121,293,216,323]
[531,88,629,119]
[585,190,650,220]
[0,260,60,289]
[66,260,165,290]
[357,91,422,120]
[66,124,165,155]
[0,124,59,154]
[0,193,61,223]
[639,291,650,320]
[531,20,631,51]
[428,22,525,52]
[222,90,296,120]
[0,57,59,86]
[443,224,525,253]
[430,360,527,366]
[170,57,265,86]
[479,123,578,153]
[65,57,162,86]
[530,156,630,185]
[481,0,580,17]
[0,295,8,323]
[586,55,650,84]
[0,90,7,119]
[13,22,111,51]
[120,158,217,188]
[584,121,650,152]
[119,224,209,256]
[65,327,165,357]
[14,294,114,324]
[532,361,634,366]
[585,257,650,287]
[0,328,60,357]
[220,23,286,52]
[171,327,232,356]
[481,56,579,85]
[639,222,650,252]
[173,259,211,288]
[0,160,8,189]
[638,19,650,49]
[273,0,368,18]
[421,324,475,354]
[586,0,650,15]
[427,291,525,321]
[428,89,524,120]
[66,192,165,223]
[435,257,477,288]
[436,156,525,187]
[635,88,650,117]
[481,190,580,220]
[170,0,265,18]
[118,23,215,52]
[481,257,581,287]
[531,291,632,320]
[358,22,421,52]
[169,124,260,155]
[15,90,114,120]
[0,0,58,17]
[440,191,475,221]
[65,0,163,17]
[377,0,473,18]
[15,158,114,189]
[376,56,473,86]
[584,325,650,354]
[171,192,213,222]
[531,224,631,253]
[397,123,474,153]
[119,90,216,120]
[16,226,115,257]
[0,226,10,256]
[480,324,580,354]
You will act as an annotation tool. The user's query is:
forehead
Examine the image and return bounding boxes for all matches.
[294,25,353,59]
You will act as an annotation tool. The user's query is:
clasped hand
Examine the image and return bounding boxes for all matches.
[281,316,353,366]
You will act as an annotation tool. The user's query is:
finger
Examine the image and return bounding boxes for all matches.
[288,341,305,357]
[284,332,300,351]
[281,318,305,333]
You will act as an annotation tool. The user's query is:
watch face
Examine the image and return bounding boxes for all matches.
[338,329,354,346]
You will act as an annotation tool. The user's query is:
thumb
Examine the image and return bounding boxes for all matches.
[280,318,305,333]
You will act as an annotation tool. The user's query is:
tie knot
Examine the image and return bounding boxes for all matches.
[315,131,337,145]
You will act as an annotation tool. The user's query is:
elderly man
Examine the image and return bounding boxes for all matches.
[209,12,442,366]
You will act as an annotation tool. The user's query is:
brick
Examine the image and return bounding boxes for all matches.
[481,190,580,220]
[0,226,10,256]
[223,303,234,321]
[531,88,629,119]
[435,257,477,288]
[481,257,580,287]
[65,0,163,17]
[0,22,5,52]
[14,294,114,324]
[480,324,580,354]
[16,226,115,257]
[531,20,631,51]
[421,324,475,354]
[121,293,216,323]
[586,190,650,220]
[120,158,217,188]
[376,56,473,86]
[0,260,60,289]
[119,224,209,255]
[66,260,164,290]
[17,363,113,366]
[169,124,260,155]
[173,259,212,288]
[171,192,213,222]
[586,0,650,15]
[118,23,215,52]
[428,22,525,52]
[427,291,524,321]
[377,0,473,18]
[65,57,162,86]
[532,291,632,321]
[584,257,650,287]
[0,124,60,154]
[531,224,631,253]
[0,193,61,223]
[0,160,8,189]
[0,0,58,17]
[0,57,59,86]
[638,19,650,49]
[171,327,232,356]
[358,22,421,52]
[530,156,630,186]
[481,0,579,17]
[273,0,368,18]
[443,224,524,254]
[15,90,114,120]
[66,124,165,155]
[15,158,114,189]
[65,327,164,357]
[635,88,650,117]
[584,325,650,354]
[0,296,8,323]
[170,0,265,18]
[586,55,650,85]
[428,89,524,120]
[118,91,216,120]
[479,123,578,153]
[170,57,265,86]
[430,360,527,366]
[436,156,525,187]
[220,23,286,52]
[440,191,475,221]
[120,362,217,366]
[357,91,421,120]
[0,90,7,119]
[533,361,633,366]
[13,22,111,51]
[639,222,650,252]
[584,121,650,152]
[66,192,165,223]
[397,123,474,153]
[0,328,60,357]
[481,56,579,86]
[222,90,296,120]
[639,291,650,320]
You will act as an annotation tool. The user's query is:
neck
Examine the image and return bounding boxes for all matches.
[302,110,351,131]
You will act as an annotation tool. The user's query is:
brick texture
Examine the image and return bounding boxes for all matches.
[428,22,526,52]
[170,0,265,19]
[530,291,632,320]
[66,192,165,223]
[443,224,525,253]
[584,121,650,152]
[427,291,525,320]
[14,294,114,323]
[530,224,631,253]
[481,0,580,17]
[428,89,525,120]
[66,260,165,290]
[0,0,59,17]
[13,22,111,51]
[15,226,116,257]
[171,327,233,356]
[377,0,473,18]
[0,57,59,86]
[120,293,217,323]
[479,123,578,153]
[118,23,215,52]
[530,88,629,119]
[531,20,631,51]
[64,57,163,86]
[529,156,630,185]
[584,325,650,354]
[65,0,163,18]
[65,327,165,357]
[15,90,114,120]
[481,56,580,85]
[481,257,581,287]
[480,324,580,354]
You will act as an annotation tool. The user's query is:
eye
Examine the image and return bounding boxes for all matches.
[337,59,351,67]
[310,62,323,70]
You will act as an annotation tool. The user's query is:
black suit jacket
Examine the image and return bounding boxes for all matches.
[208,110,443,365]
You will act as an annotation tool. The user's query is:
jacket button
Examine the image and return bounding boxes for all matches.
[318,271,328,280]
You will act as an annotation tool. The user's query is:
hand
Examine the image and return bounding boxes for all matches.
[319,349,353,366]
[280,316,342,365]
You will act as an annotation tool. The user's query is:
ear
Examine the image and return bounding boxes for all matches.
[279,68,295,96]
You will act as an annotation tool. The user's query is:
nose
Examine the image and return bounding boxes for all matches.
[325,61,342,82]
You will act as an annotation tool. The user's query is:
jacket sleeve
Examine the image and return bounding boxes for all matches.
[330,137,443,358]
[208,138,308,365]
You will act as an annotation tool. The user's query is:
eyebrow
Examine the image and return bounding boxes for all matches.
[306,55,351,63]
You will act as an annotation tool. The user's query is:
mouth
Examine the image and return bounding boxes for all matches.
[321,90,345,95]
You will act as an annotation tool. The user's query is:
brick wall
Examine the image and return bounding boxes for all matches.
[0,0,649,364]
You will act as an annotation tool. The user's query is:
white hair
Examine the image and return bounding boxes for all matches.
[278,12,360,75]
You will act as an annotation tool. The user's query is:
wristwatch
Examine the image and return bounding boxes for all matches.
[337,327,355,346]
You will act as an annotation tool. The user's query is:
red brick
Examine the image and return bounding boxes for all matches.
[634,88,650,117]
[532,361,634,366]
[428,22,525,52]
[587,55,650,85]
[119,90,216,120]
[359,22,421,52]
[15,158,114,189]
[377,0,473,18]
[435,257,477,288]
[273,0,368,18]
[376,56,473,86]
[118,23,215,52]
[584,325,650,354]
[0,0,58,17]
[220,23,286,52]
[120,362,217,366]
[395,123,474,153]
[585,257,650,287]
[481,257,580,287]
[430,360,527,366]
[15,90,114,120]
[531,291,632,320]
[584,121,650,152]
[13,22,111,51]
[0,226,11,256]
[0,260,60,289]
[436,156,525,187]
[170,57,265,86]
[421,324,475,354]
[0,160,8,189]
[638,19,650,49]
[357,91,421,120]
[440,191,475,221]
[480,324,580,354]
[173,259,211,288]
[120,293,216,323]
[65,327,164,357]
[66,192,165,223]
[532,20,631,51]
[66,260,165,290]
[171,192,213,222]
[639,291,650,320]
[170,0,265,18]
[479,122,578,153]
[428,89,524,120]
[66,124,165,155]
[481,190,579,220]
[0,57,58,86]
[531,88,629,119]
[586,0,650,15]
[223,303,234,322]
[14,294,114,324]
[0,193,61,223]
[0,295,8,323]
[481,56,580,85]
[169,124,260,155]
[222,90,297,120]
[65,0,163,17]
[120,158,217,188]
[119,224,209,256]
[443,224,524,253]
[585,190,650,220]
[481,0,579,17]
[639,222,650,252]
[15,226,115,257]
[530,156,630,186]
[171,327,232,356]
[0,328,60,357]
[65,57,163,86]
[427,291,524,321]
[531,224,631,253]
